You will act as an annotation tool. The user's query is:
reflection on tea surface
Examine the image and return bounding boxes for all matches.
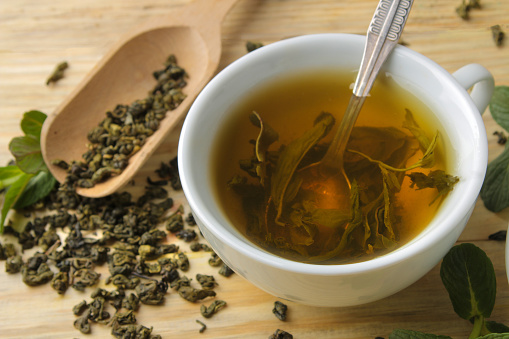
[212,70,458,264]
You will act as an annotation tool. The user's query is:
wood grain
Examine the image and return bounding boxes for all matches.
[0,0,508,338]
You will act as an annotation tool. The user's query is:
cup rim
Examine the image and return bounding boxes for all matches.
[178,33,488,276]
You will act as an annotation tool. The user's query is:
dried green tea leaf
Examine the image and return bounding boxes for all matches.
[269,329,294,339]
[135,280,165,305]
[46,61,68,85]
[271,112,335,223]
[246,41,264,52]
[218,263,235,277]
[272,301,288,321]
[491,25,505,47]
[200,300,227,318]
[177,286,216,302]
[196,319,207,333]
[51,271,69,294]
[196,274,217,290]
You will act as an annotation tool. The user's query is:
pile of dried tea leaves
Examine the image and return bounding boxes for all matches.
[52,54,187,189]
[0,157,233,337]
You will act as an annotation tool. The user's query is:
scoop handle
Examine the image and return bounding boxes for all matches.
[452,63,495,115]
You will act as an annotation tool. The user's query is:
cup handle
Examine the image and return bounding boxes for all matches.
[452,63,495,115]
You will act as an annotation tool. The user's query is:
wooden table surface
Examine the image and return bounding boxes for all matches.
[1,0,508,338]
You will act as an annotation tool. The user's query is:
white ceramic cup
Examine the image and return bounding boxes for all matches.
[178,34,494,307]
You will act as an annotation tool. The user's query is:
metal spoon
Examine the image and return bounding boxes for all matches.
[301,0,414,210]
[41,0,239,198]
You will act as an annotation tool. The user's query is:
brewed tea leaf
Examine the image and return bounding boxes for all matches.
[380,166,396,240]
[271,112,335,224]
[403,109,433,163]
[408,170,459,204]
[250,111,279,185]
[348,132,438,173]
[310,181,362,261]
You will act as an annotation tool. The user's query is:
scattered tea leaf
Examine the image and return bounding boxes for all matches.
[490,25,505,47]
[272,301,288,321]
[46,61,68,85]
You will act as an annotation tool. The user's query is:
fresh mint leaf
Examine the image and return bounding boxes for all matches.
[485,321,509,334]
[440,243,496,321]
[9,135,47,174]
[480,142,509,212]
[489,86,509,132]
[389,329,452,339]
[478,334,509,339]
[13,170,56,209]
[20,110,46,139]
[0,172,34,232]
[0,166,25,190]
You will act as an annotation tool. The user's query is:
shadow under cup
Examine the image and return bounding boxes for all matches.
[178,33,488,307]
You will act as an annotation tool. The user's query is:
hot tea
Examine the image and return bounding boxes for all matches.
[211,69,458,264]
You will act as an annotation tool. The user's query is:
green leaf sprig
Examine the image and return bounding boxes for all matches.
[389,243,509,339]
[0,110,56,232]
[480,85,509,212]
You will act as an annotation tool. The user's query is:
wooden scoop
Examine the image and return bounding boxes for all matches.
[41,0,239,198]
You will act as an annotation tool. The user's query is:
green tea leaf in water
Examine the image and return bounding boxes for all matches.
[270,112,335,224]
[408,170,459,205]
[402,109,435,168]
[249,111,279,185]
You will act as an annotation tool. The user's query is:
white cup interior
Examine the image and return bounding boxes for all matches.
[178,33,487,275]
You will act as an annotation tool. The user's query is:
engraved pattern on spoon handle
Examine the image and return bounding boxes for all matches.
[352,0,414,97]
[369,0,412,41]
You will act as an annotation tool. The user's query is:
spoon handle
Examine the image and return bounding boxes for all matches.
[321,0,413,167]
[353,0,413,97]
